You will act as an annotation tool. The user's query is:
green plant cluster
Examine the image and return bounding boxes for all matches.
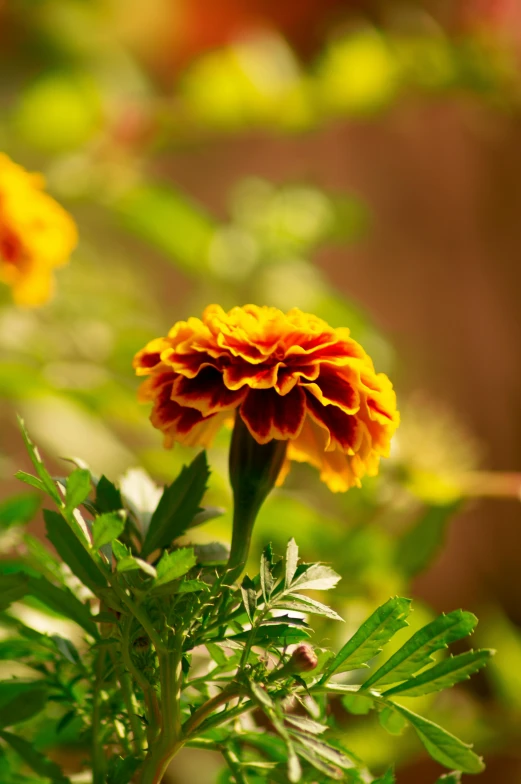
[0,420,491,783]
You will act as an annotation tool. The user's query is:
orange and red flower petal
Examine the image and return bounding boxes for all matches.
[240,386,306,444]
[172,365,247,415]
[304,389,364,453]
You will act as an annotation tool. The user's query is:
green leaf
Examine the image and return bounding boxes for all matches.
[0,574,29,611]
[0,729,70,782]
[382,649,493,698]
[17,417,61,503]
[261,544,275,603]
[154,548,196,587]
[15,471,46,493]
[284,715,327,735]
[289,731,358,771]
[0,682,47,727]
[395,502,461,578]
[287,743,302,782]
[228,625,311,646]
[95,475,123,513]
[436,773,461,783]
[341,692,374,715]
[107,755,142,784]
[293,743,343,780]
[112,539,130,561]
[51,635,79,663]
[25,575,98,638]
[115,183,215,272]
[290,564,341,593]
[378,706,407,735]
[0,494,40,529]
[321,598,411,680]
[391,703,484,773]
[240,575,257,623]
[285,538,299,589]
[0,639,52,662]
[362,610,478,690]
[178,579,209,593]
[373,770,395,784]
[194,542,229,564]
[44,509,107,593]
[142,451,210,557]
[117,557,156,577]
[92,512,126,549]
[189,506,225,528]
[275,594,344,622]
[65,469,91,513]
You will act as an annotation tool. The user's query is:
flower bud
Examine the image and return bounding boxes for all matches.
[289,645,318,673]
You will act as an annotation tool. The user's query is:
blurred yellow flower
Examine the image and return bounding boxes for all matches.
[0,154,77,306]
[134,304,399,492]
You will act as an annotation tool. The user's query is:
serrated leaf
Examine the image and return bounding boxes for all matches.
[44,509,107,592]
[92,512,126,549]
[141,451,209,557]
[0,729,70,782]
[321,598,411,680]
[0,682,47,728]
[0,493,40,530]
[382,649,493,698]
[289,731,357,771]
[391,703,484,773]
[95,475,123,514]
[290,563,341,592]
[285,538,299,589]
[240,575,257,623]
[178,579,210,593]
[261,545,275,603]
[65,469,91,513]
[154,548,196,587]
[294,743,343,780]
[17,417,61,503]
[363,610,478,690]
[284,715,327,735]
[276,594,344,622]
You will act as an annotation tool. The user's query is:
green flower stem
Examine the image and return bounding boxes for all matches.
[183,683,240,737]
[138,637,184,784]
[226,416,287,582]
[119,669,146,755]
[222,746,249,784]
[91,651,106,784]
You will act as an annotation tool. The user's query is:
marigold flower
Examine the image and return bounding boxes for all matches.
[0,154,77,306]
[134,304,399,492]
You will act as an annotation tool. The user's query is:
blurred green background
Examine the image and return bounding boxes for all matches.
[2,1,521,781]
